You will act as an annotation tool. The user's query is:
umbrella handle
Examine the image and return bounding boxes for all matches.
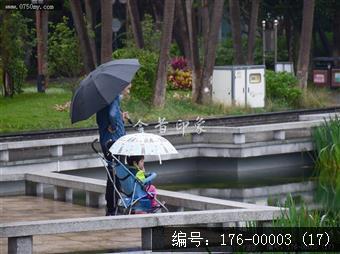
[127,117,134,125]
[91,139,100,154]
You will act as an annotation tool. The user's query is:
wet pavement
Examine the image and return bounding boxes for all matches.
[0,196,141,253]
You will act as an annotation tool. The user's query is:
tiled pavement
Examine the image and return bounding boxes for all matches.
[0,196,141,253]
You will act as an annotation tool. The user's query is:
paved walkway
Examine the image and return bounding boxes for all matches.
[0,196,141,253]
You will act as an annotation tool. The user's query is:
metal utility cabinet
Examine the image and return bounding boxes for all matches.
[212,65,265,108]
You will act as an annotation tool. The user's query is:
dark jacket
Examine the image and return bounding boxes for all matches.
[96,95,126,150]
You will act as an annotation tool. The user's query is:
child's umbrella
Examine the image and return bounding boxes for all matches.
[109,132,178,164]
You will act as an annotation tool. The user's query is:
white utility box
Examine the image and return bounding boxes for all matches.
[212,65,265,108]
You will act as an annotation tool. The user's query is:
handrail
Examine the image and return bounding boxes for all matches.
[0,208,281,238]
[0,118,333,150]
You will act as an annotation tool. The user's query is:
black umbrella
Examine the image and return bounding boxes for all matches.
[70,59,140,124]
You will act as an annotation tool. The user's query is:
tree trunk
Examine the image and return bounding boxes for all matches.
[151,0,163,30]
[70,0,96,73]
[186,0,201,103]
[127,0,144,49]
[36,9,49,91]
[153,0,176,107]
[84,0,98,66]
[246,0,260,64]
[229,0,245,64]
[333,2,340,65]
[100,0,113,64]
[314,20,330,56]
[201,0,210,61]
[1,12,13,97]
[3,70,13,97]
[296,0,315,89]
[199,0,224,104]
[174,0,191,63]
[285,15,294,61]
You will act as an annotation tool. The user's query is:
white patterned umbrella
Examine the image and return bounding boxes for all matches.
[109,133,178,163]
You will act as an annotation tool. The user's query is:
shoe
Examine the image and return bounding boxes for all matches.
[105,210,115,216]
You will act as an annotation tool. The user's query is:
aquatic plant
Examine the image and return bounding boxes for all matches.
[312,116,340,210]
[273,195,339,227]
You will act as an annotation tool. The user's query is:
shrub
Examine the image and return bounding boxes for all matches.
[169,42,181,57]
[124,14,161,53]
[167,57,192,90]
[170,56,188,70]
[215,38,234,66]
[215,36,288,68]
[168,69,192,90]
[273,194,339,227]
[265,70,302,107]
[141,14,161,52]
[312,117,340,211]
[0,11,31,95]
[112,47,158,103]
[48,16,83,77]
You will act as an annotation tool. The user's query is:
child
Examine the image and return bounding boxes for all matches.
[126,155,158,207]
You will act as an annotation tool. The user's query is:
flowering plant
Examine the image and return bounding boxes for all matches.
[167,57,192,90]
[170,56,188,71]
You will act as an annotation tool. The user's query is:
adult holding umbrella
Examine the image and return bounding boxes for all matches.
[70,59,140,216]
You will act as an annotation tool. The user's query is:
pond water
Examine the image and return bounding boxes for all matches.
[159,177,317,207]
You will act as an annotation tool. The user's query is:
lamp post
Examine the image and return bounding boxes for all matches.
[262,20,266,66]
[274,19,278,65]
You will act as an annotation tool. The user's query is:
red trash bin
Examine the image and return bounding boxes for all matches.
[331,69,340,88]
[313,69,329,87]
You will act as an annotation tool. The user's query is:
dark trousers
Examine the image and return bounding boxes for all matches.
[102,144,121,213]
[105,166,120,213]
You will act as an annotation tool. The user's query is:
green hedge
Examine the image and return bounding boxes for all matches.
[112,47,158,103]
[265,70,302,107]
[48,16,83,77]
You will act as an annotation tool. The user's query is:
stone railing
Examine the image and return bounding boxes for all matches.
[2,114,338,175]
[0,118,330,163]
[23,171,275,210]
[0,172,283,254]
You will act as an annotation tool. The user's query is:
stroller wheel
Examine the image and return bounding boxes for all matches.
[115,206,125,215]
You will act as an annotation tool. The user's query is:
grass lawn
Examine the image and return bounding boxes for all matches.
[0,82,339,133]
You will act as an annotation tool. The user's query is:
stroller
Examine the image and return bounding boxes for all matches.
[91,139,168,215]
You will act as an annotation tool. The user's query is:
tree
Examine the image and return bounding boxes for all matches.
[247,0,260,64]
[173,0,191,63]
[296,0,315,89]
[36,9,48,91]
[84,0,98,66]
[199,0,225,104]
[201,0,210,60]
[127,0,144,49]
[186,0,224,104]
[153,0,176,107]
[70,0,96,73]
[185,0,201,102]
[0,11,29,97]
[333,1,340,64]
[229,0,245,64]
[100,0,113,64]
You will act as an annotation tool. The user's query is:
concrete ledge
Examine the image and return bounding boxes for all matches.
[26,172,106,193]
[23,172,276,211]
[203,120,324,133]
[0,119,326,154]
[8,236,32,254]
[0,208,282,238]
[299,112,340,121]
[0,135,98,151]
[157,189,277,210]
[183,181,317,199]
[0,174,25,181]
[1,138,314,175]
[0,172,284,253]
